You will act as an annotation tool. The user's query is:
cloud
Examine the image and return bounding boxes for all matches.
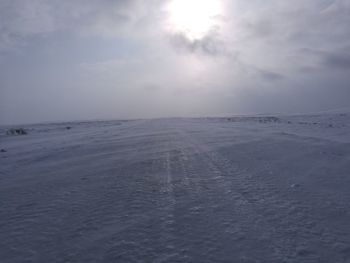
[0,0,54,51]
[257,69,285,82]
[298,48,350,71]
[168,30,226,56]
[0,0,143,52]
[1,0,350,124]
[323,52,350,70]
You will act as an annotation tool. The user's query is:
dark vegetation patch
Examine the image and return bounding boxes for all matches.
[226,116,281,123]
[6,128,27,136]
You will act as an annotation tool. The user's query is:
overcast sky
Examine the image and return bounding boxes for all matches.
[1,0,350,124]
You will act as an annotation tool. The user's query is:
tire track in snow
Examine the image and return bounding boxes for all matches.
[179,127,350,263]
[173,130,277,262]
[2,119,350,262]
[155,150,178,263]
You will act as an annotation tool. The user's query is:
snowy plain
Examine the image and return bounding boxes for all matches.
[1,112,350,263]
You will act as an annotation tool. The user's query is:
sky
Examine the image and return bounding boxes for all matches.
[0,0,350,124]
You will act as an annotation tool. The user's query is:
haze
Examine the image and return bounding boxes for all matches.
[1,0,350,124]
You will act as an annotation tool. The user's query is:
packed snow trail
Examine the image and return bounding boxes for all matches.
[1,116,350,262]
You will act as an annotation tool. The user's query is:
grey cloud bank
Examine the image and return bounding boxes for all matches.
[0,0,350,124]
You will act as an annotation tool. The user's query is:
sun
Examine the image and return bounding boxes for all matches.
[166,0,222,40]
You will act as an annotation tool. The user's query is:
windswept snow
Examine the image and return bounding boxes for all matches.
[1,113,350,262]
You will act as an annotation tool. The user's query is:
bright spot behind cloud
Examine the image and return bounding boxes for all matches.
[166,0,222,40]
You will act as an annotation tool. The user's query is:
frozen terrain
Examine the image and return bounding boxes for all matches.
[1,112,350,263]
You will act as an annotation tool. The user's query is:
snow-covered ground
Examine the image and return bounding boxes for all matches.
[1,112,350,262]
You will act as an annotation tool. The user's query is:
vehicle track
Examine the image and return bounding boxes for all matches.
[1,119,350,262]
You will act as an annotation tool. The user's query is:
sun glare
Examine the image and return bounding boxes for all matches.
[167,0,222,40]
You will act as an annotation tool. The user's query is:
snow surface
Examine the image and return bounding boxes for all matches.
[1,113,350,262]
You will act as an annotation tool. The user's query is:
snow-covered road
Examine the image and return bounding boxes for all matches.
[1,115,350,262]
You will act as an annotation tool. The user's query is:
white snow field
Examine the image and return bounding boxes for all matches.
[1,113,350,263]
